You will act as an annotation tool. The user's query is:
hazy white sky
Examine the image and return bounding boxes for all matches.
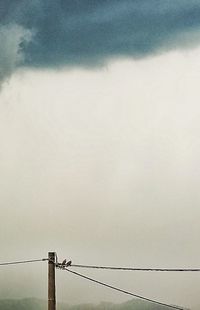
[1,48,200,309]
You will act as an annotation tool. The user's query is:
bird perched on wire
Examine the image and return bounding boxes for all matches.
[61,259,67,266]
[66,260,72,267]
[61,259,72,268]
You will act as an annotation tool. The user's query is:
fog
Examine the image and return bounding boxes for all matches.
[1,50,200,309]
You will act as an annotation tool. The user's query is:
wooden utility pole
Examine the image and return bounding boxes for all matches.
[48,252,56,310]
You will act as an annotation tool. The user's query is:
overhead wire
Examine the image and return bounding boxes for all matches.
[0,257,190,309]
[67,264,200,272]
[0,258,48,266]
[58,266,187,310]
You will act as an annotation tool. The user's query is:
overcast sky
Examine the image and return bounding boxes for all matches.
[1,1,200,310]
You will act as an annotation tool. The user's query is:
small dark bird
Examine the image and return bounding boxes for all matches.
[66,260,72,267]
[61,259,67,265]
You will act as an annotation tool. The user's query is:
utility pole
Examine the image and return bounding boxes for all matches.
[48,252,56,310]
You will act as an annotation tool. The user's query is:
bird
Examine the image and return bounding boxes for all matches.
[61,259,72,268]
[61,259,67,266]
[66,260,72,267]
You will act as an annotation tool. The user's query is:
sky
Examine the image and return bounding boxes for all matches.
[1,1,200,309]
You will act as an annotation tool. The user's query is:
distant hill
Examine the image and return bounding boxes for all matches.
[0,298,182,310]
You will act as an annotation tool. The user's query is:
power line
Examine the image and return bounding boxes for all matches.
[60,263,200,272]
[0,258,48,266]
[58,267,187,310]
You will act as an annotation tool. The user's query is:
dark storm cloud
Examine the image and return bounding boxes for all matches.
[1,0,200,81]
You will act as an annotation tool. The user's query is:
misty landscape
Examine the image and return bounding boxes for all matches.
[0,299,184,310]
[1,1,200,309]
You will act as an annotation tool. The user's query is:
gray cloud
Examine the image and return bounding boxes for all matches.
[0,24,32,84]
[1,0,200,81]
